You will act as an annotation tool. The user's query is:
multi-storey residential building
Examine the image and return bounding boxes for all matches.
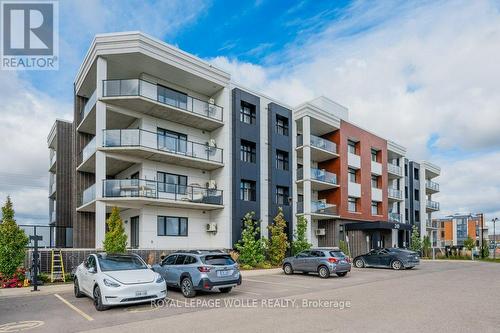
[47,119,73,247]
[49,32,440,255]
[435,213,488,248]
[404,160,441,245]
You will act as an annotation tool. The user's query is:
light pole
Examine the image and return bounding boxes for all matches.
[493,218,498,259]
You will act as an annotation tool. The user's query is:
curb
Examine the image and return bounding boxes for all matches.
[0,283,73,298]
[240,268,282,277]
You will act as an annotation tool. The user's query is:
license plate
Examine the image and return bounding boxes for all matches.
[340,260,347,264]
[217,270,231,277]
[135,290,147,297]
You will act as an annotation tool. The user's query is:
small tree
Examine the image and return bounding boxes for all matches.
[103,207,127,253]
[463,236,475,259]
[480,242,490,258]
[291,215,312,255]
[0,197,29,278]
[339,240,350,257]
[410,225,422,253]
[422,235,431,258]
[267,207,290,266]
[235,212,265,267]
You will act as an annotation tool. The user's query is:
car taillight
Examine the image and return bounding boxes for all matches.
[328,258,338,263]
[197,266,211,273]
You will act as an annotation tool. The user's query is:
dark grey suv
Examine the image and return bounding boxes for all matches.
[152,250,241,298]
[283,248,351,278]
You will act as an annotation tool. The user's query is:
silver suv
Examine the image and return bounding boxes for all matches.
[152,250,241,298]
[283,248,351,278]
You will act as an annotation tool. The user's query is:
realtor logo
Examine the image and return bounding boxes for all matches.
[1,0,58,70]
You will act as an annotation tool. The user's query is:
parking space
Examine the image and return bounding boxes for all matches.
[1,261,499,333]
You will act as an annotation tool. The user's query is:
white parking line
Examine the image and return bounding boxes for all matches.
[54,294,94,321]
[234,290,262,296]
[244,278,313,289]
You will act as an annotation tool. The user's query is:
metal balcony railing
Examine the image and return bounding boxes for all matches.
[387,163,402,176]
[388,188,403,200]
[426,200,440,210]
[102,79,223,122]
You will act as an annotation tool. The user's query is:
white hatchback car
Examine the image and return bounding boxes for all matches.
[74,253,167,311]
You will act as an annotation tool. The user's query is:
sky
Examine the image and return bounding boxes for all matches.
[0,0,499,234]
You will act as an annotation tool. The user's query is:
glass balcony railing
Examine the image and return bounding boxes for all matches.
[81,89,97,121]
[82,184,96,206]
[389,212,402,223]
[49,150,56,167]
[297,168,337,184]
[297,134,337,154]
[311,200,337,215]
[81,137,96,163]
[103,179,223,205]
[387,163,402,176]
[103,129,223,164]
[102,79,223,122]
[426,200,440,210]
[426,180,440,192]
[388,188,403,200]
[50,212,56,223]
[49,181,56,195]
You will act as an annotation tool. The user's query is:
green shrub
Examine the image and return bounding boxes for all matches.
[239,264,253,270]
[103,207,127,253]
[410,225,422,253]
[235,212,266,267]
[267,207,290,266]
[339,240,350,257]
[291,215,312,255]
[0,197,29,279]
[255,261,272,269]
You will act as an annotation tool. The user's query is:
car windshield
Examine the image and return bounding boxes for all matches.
[98,255,147,271]
[329,251,347,258]
[202,255,235,266]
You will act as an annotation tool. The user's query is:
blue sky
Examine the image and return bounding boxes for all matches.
[1,0,500,231]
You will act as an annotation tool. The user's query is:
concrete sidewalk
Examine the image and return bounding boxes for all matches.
[0,268,283,298]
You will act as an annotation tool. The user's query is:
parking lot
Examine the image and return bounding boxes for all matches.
[1,261,500,333]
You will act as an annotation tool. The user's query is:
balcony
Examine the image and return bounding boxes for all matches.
[101,179,223,210]
[77,137,96,173]
[296,200,338,220]
[388,188,403,201]
[296,134,338,162]
[348,152,361,169]
[372,188,382,202]
[81,184,96,206]
[49,181,56,198]
[426,200,440,211]
[102,129,223,171]
[78,89,97,134]
[426,219,438,229]
[371,160,382,175]
[296,168,338,191]
[426,179,440,193]
[387,163,403,177]
[49,151,56,172]
[50,212,56,223]
[101,79,224,131]
[389,212,402,223]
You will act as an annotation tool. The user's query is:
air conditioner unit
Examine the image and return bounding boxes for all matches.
[315,228,326,236]
[207,180,217,189]
[206,223,217,232]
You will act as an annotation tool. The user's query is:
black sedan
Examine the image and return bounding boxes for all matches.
[353,248,420,270]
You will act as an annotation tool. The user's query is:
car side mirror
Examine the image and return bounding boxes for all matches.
[147,264,152,269]
[88,267,96,274]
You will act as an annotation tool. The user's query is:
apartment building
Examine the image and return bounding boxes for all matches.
[47,119,73,247]
[435,213,488,248]
[404,160,441,245]
[49,31,440,254]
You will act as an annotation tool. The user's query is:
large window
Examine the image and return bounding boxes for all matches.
[371,149,378,162]
[240,101,256,124]
[371,175,379,188]
[240,140,256,163]
[276,115,289,136]
[348,197,357,212]
[414,189,420,200]
[276,186,289,206]
[371,201,379,215]
[157,85,188,109]
[240,180,256,201]
[157,216,188,236]
[157,128,187,153]
[413,168,419,180]
[157,172,187,194]
[276,150,289,171]
[348,140,357,154]
[348,168,357,183]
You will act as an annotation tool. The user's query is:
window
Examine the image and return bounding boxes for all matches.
[184,256,197,265]
[348,140,357,154]
[415,211,420,222]
[157,85,188,109]
[405,186,408,199]
[371,175,379,188]
[405,208,409,221]
[371,201,379,215]
[276,150,289,171]
[240,101,256,124]
[276,115,289,136]
[405,164,408,176]
[162,255,177,266]
[240,180,256,201]
[440,231,445,238]
[157,172,187,194]
[157,216,188,236]
[371,149,378,162]
[348,197,357,212]
[276,186,289,206]
[414,189,420,200]
[175,255,187,265]
[240,140,256,163]
[348,168,357,183]
[414,168,419,180]
[157,128,187,153]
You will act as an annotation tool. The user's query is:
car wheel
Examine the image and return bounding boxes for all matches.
[93,285,108,311]
[318,265,330,279]
[219,287,232,293]
[354,259,365,268]
[336,272,347,277]
[391,260,403,270]
[74,278,83,298]
[283,263,294,275]
[180,277,196,298]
